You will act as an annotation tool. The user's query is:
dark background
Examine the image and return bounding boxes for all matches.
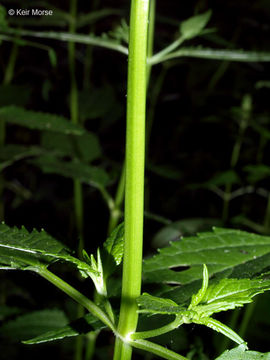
[1,0,270,359]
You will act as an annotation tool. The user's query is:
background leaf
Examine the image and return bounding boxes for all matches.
[23,312,105,344]
[0,309,68,342]
[41,131,101,163]
[30,155,109,188]
[0,106,84,135]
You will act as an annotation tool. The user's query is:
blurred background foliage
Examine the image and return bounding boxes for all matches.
[0,0,270,359]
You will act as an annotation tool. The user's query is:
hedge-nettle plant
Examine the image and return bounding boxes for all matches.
[1,1,270,360]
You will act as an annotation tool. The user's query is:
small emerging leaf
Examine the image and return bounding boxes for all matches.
[180,10,212,40]
[103,223,124,266]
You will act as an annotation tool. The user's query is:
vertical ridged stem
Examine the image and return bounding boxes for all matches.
[113,0,149,359]
[108,0,155,234]
[68,2,85,359]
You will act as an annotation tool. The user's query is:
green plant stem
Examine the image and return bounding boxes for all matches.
[222,95,250,223]
[0,41,19,221]
[83,0,100,89]
[131,317,183,340]
[128,339,188,360]
[146,0,155,83]
[85,332,99,360]
[68,2,86,359]
[38,267,115,331]
[113,0,149,359]
[238,300,256,338]
[218,309,240,353]
[2,28,128,55]
[149,36,185,65]
[108,0,156,235]
[148,48,270,66]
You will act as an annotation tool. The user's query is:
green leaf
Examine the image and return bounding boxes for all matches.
[180,10,212,40]
[0,223,69,269]
[23,312,105,344]
[0,145,43,170]
[143,228,270,286]
[78,85,118,123]
[244,164,270,183]
[195,278,270,317]
[0,309,68,342]
[251,122,270,140]
[108,19,129,44]
[0,106,84,135]
[30,155,109,188]
[137,277,270,317]
[41,131,102,162]
[0,224,96,276]
[204,170,241,187]
[137,293,183,315]
[104,223,124,266]
[215,345,270,360]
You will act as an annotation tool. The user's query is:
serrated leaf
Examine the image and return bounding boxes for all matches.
[103,223,124,279]
[143,228,270,286]
[108,19,129,44]
[196,278,270,317]
[137,278,270,317]
[0,106,84,135]
[0,309,68,341]
[41,131,101,163]
[215,345,270,360]
[180,10,212,40]
[104,223,124,266]
[23,312,105,344]
[137,293,183,315]
[0,224,96,276]
[30,155,109,187]
[0,223,69,269]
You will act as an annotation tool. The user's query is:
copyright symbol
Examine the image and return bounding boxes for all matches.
[8,9,15,16]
